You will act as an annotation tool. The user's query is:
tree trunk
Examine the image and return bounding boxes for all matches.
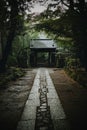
[0,29,15,72]
[0,0,19,72]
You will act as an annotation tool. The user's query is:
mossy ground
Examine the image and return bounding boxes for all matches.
[0,67,25,89]
[65,68,87,87]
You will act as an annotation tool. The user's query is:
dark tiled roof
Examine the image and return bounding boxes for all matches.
[30,39,57,49]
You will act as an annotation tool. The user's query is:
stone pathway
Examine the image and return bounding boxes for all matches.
[17,68,70,130]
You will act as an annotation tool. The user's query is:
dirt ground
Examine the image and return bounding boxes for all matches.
[0,69,36,130]
[50,68,87,130]
[0,68,87,130]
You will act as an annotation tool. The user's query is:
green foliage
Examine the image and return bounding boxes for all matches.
[35,0,87,70]
[7,55,18,66]
[65,68,87,87]
[0,0,87,71]
[0,0,33,71]
[17,49,28,68]
[6,29,40,68]
[0,67,25,88]
[7,67,25,80]
[65,54,87,87]
[65,57,81,69]
[35,11,73,37]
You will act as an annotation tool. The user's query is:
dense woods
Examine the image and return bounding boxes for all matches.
[0,0,87,74]
[36,0,87,70]
[0,0,32,71]
[0,2,87,130]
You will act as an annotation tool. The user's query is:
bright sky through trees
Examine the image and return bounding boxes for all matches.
[30,0,58,13]
[30,3,46,13]
[30,0,87,14]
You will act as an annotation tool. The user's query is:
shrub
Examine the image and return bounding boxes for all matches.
[65,57,81,69]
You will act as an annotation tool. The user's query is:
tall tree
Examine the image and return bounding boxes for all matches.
[0,0,31,71]
[36,0,87,70]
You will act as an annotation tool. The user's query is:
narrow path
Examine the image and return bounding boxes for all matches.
[17,68,70,130]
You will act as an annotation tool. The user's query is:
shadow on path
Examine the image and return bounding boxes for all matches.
[0,69,35,130]
[0,68,87,130]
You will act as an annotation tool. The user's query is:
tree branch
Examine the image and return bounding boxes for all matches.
[61,0,69,8]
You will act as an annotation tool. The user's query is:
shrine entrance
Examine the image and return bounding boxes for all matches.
[30,39,57,67]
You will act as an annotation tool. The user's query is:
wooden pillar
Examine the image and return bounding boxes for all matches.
[51,52,56,67]
[48,52,51,66]
[35,52,37,66]
[36,52,37,66]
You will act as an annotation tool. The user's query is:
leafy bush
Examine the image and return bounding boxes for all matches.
[65,57,81,69]
[0,67,25,88]
[7,55,18,67]
[65,67,87,87]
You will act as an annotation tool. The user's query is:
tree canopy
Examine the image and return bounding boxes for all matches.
[35,0,87,70]
[0,0,32,71]
[0,0,87,71]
